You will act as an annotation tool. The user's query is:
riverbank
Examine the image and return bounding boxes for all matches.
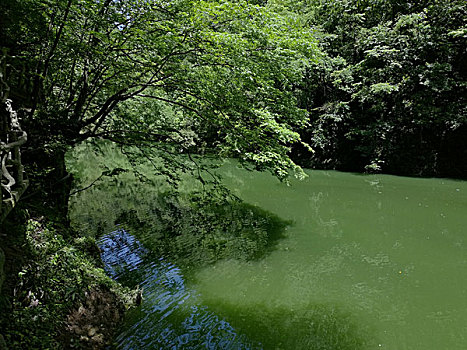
[0,215,138,349]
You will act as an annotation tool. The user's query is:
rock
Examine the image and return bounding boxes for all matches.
[65,287,126,349]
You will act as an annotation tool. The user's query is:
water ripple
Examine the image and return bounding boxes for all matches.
[98,229,257,350]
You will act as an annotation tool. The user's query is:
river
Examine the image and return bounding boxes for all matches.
[68,143,467,349]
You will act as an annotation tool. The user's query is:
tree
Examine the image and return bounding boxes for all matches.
[286,0,467,177]
[1,0,318,217]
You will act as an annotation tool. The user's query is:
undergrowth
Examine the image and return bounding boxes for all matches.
[0,219,134,349]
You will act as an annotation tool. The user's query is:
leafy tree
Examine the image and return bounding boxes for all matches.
[287,0,467,177]
[1,0,318,216]
[3,0,316,176]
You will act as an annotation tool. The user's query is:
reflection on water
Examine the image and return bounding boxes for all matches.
[99,229,369,349]
[99,229,257,349]
[69,142,467,350]
[202,301,369,350]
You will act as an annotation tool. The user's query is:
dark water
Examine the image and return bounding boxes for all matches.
[68,143,467,349]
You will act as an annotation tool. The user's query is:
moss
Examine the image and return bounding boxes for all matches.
[0,218,136,349]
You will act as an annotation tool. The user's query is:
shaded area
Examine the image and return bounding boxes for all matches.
[119,198,291,268]
[72,179,290,267]
[202,301,372,350]
[68,142,291,268]
[290,1,467,179]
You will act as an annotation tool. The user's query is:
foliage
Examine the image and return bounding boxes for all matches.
[1,0,318,183]
[0,219,133,349]
[287,0,467,177]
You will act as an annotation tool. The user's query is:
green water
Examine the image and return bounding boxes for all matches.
[193,164,467,349]
[68,144,467,349]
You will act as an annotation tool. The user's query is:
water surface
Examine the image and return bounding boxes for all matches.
[194,164,467,350]
[68,147,467,349]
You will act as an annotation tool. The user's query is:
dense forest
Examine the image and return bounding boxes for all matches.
[291,0,466,177]
[0,0,466,348]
